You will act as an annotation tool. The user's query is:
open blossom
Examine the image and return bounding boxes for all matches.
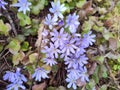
[3,68,27,90]
[43,54,57,66]
[42,29,49,44]
[11,0,31,14]
[3,68,27,83]
[75,46,85,57]
[65,13,80,33]
[66,74,77,89]
[44,14,58,29]
[42,42,60,58]
[15,68,27,83]
[0,0,7,10]
[49,0,66,19]
[32,67,49,81]
[64,54,78,69]
[67,68,80,79]
[50,28,68,48]
[82,31,96,48]
[79,67,89,82]
[76,54,88,66]
[6,82,26,90]
[3,71,16,82]
[60,37,78,56]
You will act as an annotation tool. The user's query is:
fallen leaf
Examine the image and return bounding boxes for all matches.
[109,38,117,51]
[88,62,97,75]
[76,78,86,87]
[29,53,38,63]
[32,82,46,90]
[12,51,25,65]
[35,20,44,47]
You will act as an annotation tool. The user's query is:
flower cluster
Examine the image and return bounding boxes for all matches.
[3,68,27,90]
[2,1,96,90]
[41,1,96,89]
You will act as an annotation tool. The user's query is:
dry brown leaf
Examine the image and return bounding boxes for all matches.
[6,23,11,31]
[109,38,117,51]
[79,1,94,19]
[32,82,46,90]
[76,78,86,87]
[88,62,97,75]
[35,20,44,47]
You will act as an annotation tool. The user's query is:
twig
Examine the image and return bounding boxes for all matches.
[0,51,10,60]
[104,59,120,90]
[4,10,17,36]
[0,80,8,85]
[0,40,5,43]
[3,56,11,68]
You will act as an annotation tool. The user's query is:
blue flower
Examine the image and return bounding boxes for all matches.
[11,0,31,14]
[76,54,88,66]
[3,68,27,90]
[44,14,58,29]
[67,68,80,79]
[43,54,57,66]
[3,68,27,83]
[64,55,78,69]
[50,28,68,48]
[82,31,96,48]
[75,46,85,57]
[6,82,26,90]
[79,67,89,82]
[41,29,49,44]
[42,29,49,37]
[32,67,49,81]
[15,68,27,83]
[49,0,66,19]
[0,0,7,10]
[65,13,80,33]
[60,37,78,56]
[66,74,77,89]
[3,71,16,82]
[42,42,60,58]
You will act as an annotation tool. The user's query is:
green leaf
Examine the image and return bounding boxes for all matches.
[0,20,10,36]
[56,86,66,90]
[100,65,108,78]
[31,0,46,15]
[7,39,21,54]
[47,86,56,90]
[29,53,38,63]
[99,85,107,90]
[82,20,94,33]
[102,71,108,78]
[25,64,34,74]
[86,79,96,90]
[93,56,104,64]
[21,41,29,51]
[103,31,114,40]
[76,0,86,8]
[16,35,25,42]
[12,51,25,65]
[17,13,31,26]
[92,66,100,83]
